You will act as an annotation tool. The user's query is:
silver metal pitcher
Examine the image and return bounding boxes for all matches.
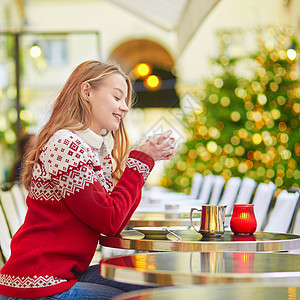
[190,205,227,237]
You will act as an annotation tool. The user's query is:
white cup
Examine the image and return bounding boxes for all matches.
[151,132,176,150]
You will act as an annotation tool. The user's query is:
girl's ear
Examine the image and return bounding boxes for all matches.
[80,82,91,101]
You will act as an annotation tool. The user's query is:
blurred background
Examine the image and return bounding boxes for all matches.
[0,0,299,193]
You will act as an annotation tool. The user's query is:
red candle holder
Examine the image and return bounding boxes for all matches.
[230,204,257,235]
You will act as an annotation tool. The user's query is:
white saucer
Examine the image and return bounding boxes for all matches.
[133,227,181,239]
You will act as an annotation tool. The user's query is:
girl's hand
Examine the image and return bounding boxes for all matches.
[136,130,177,161]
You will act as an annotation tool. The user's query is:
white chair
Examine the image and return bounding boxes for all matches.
[148,173,203,202]
[218,177,242,215]
[209,175,225,205]
[0,205,12,262]
[189,173,203,199]
[264,190,300,233]
[0,189,23,236]
[197,174,215,204]
[292,208,300,235]
[135,202,166,213]
[10,184,27,223]
[252,182,277,231]
[21,185,29,198]
[235,177,257,205]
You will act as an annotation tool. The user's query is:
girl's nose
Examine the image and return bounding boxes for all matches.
[120,101,129,112]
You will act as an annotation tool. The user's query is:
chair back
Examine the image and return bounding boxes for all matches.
[10,184,27,223]
[263,190,300,233]
[189,173,203,199]
[209,175,225,205]
[252,182,276,231]
[0,204,12,262]
[235,177,257,205]
[292,206,300,235]
[0,189,22,236]
[21,185,29,198]
[197,174,215,203]
[218,177,242,215]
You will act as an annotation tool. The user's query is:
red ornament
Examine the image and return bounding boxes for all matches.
[230,204,257,235]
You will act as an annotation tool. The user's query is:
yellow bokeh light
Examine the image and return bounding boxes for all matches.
[253,133,262,145]
[180,177,189,187]
[224,144,234,154]
[213,162,223,172]
[238,129,248,139]
[206,141,218,153]
[30,45,42,58]
[231,111,241,122]
[235,88,247,98]
[275,177,283,187]
[188,149,198,159]
[252,81,261,91]
[278,133,289,143]
[271,109,281,120]
[270,82,278,92]
[253,111,262,121]
[20,109,33,122]
[214,78,223,88]
[144,75,161,89]
[266,169,275,178]
[280,149,291,160]
[257,94,267,105]
[4,129,16,144]
[135,63,151,77]
[277,96,286,105]
[287,49,297,61]
[231,136,240,146]
[198,125,208,136]
[177,161,187,171]
[238,163,247,173]
[235,146,245,156]
[257,166,266,176]
[293,103,300,114]
[209,127,220,139]
[220,97,230,107]
[209,94,219,104]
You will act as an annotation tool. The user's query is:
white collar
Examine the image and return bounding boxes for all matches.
[74,128,105,150]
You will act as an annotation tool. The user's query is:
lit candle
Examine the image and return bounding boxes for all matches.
[230,204,257,235]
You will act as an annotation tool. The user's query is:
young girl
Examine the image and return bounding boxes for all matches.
[0,60,176,299]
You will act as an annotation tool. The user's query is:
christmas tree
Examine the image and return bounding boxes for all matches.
[161,27,300,194]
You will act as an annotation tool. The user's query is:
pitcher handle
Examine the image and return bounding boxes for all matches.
[190,208,202,233]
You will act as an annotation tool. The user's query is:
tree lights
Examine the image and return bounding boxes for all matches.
[161,27,299,193]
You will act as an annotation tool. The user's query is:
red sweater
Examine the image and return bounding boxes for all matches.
[0,129,154,298]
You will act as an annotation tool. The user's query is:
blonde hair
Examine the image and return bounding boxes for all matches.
[22,60,133,190]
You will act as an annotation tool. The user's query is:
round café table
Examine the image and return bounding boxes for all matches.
[131,211,200,220]
[99,230,300,252]
[127,211,200,228]
[112,284,300,300]
[100,251,300,286]
[127,212,229,228]
[126,219,193,228]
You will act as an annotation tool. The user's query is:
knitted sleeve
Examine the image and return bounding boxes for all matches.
[40,133,154,236]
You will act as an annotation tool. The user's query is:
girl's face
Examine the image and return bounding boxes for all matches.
[88,73,129,133]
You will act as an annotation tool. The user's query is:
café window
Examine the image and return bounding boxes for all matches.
[38,39,68,66]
